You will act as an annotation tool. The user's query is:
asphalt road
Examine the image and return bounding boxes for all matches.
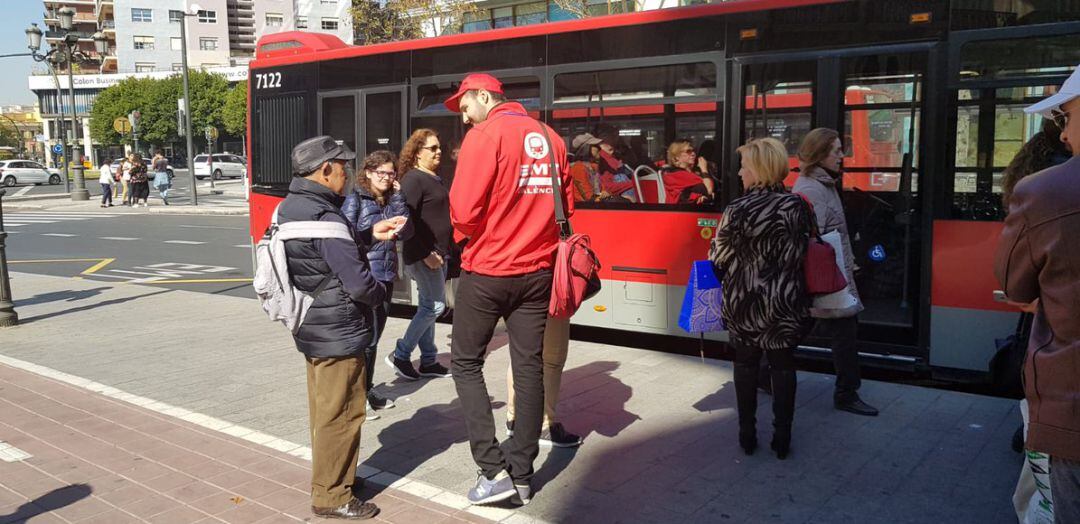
[5,169,247,204]
[3,211,256,299]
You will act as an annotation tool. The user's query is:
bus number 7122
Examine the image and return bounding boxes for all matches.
[254,72,282,89]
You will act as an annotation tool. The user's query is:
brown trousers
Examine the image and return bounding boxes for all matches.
[506,316,571,429]
[306,356,367,508]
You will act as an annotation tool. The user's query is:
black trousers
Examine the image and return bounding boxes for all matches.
[732,338,796,434]
[817,316,861,403]
[451,269,551,484]
[363,281,394,392]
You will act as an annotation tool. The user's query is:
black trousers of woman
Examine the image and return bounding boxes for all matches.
[363,281,394,393]
[732,338,797,457]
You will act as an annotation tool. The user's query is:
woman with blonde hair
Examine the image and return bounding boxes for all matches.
[386,128,453,380]
[660,139,715,204]
[710,137,813,459]
[792,128,877,417]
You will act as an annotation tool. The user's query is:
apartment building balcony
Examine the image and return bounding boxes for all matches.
[43,0,96,6]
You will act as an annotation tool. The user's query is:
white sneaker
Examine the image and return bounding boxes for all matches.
[365,401,380,421]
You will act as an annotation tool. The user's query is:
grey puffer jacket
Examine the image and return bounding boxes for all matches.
[792,165,864,318]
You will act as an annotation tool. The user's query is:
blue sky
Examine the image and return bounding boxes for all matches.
[0,1,48,106]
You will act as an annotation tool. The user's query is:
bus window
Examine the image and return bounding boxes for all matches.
[416,77,540,115]
[741,60,816,187]
[320,94,357,154]
[552,62,717,105]
[842,58,923,193]
[948,85,1070,221]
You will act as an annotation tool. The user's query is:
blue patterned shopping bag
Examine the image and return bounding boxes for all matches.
[678,260,724,333]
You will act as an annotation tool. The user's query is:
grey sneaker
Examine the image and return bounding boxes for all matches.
[513,483,531,505]
[467,470,515,505]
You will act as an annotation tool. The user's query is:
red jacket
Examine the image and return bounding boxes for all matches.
[450,102,573,276]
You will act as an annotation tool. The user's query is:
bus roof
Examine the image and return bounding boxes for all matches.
[252,0,847,68]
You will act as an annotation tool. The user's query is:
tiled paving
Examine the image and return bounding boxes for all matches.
[0,363,491,524]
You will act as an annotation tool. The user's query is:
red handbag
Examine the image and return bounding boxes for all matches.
[797,194,847,295]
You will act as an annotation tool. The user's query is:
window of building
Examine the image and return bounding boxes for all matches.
[266,13,283,27]
[197,10,217,23]
[169,10,183,23]
[133,36,154,50]
[514,2,547,26]
[321,18,338,30]
[172,63,184,72]
[491,6,514,28]
[170,37,182,50]
[135,63,155,72]
[131,8,152,22]
[296,16,308,28]
[462,11,492,33]
[199,38,218,50]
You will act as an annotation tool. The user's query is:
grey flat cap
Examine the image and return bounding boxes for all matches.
[291,135,356,175]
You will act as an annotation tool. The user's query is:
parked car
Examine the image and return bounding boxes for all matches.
[193,154,246,180]
[0,160,63,187]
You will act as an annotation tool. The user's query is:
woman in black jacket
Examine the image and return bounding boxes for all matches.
[342,150,413,415]
[710,137,814,459]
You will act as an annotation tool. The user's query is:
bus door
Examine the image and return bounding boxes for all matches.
[733,46,933,363]
[318,86,408,158]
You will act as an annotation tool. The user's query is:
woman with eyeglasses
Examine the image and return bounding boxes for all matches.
[660,139,716,204]
[343,150,414,417]
[385,129,454,381]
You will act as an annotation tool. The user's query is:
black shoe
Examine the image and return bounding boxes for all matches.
[540,423,582,448]
[418,361,451,378]
[385,354,420,381]
[506,419,515,437]
[312,497,379,520]
[367,391,395,410]
[739,430,757,456]
[163,199,169,206]
[835,398,879,417]
[771,434,790,460]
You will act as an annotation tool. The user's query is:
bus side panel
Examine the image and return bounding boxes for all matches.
[249,192,286,242]
[929,220,1017,371]
[569,208,718,334]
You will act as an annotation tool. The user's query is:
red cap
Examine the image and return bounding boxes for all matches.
[444,73,504,113]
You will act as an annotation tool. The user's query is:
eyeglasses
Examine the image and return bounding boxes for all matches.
[369,170,395,178]
[1050,107,1074,130]
[421,145,441,152]
[681,148,696,155]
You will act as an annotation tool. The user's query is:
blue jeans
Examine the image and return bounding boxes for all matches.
[395,261,446,365]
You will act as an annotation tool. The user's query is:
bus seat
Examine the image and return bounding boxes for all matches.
[634,165,665,204]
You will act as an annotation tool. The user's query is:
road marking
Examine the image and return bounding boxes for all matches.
[151,277,254,284]
[81,258,116,276]
[12,186,34,197]
[233,244,250,248]
[89,262,238,283]
[163,240,205,245]
[100,236,138,241]
[178,225,244,230]
[41,233,77,237]
[0,441,32,462]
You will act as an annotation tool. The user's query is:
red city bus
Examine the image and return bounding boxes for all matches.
[245,0,1080,383]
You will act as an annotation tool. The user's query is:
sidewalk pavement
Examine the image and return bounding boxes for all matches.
[0,363,490,524]
[1,271,1023,523]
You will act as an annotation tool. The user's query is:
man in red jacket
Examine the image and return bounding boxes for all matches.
[444,73,573,506]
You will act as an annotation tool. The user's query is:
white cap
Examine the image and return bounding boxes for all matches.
[1025,64,1080,118]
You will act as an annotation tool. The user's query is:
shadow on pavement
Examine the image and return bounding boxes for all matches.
[18,289,174,324]
[14,288,110,307]
[563,361,641,440]
[0,484,92,522]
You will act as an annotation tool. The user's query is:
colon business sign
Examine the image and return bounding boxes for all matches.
[28,66,250,91]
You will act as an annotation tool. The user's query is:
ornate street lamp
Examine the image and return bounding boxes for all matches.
[25,19,107,201]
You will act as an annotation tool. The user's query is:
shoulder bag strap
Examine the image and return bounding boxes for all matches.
[537,124,571,239]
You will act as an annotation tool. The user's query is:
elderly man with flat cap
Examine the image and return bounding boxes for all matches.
[278,136,405,520]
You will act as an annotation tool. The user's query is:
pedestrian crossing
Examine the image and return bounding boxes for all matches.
[2,212,122,228]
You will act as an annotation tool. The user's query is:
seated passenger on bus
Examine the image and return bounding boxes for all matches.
[661,139,716,204]
[578,131,638,202]
[568,133,604,202]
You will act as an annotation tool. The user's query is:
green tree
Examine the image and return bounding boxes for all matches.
[351,0,477,43]
[89,70,231,150]
[222,81,247,137]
